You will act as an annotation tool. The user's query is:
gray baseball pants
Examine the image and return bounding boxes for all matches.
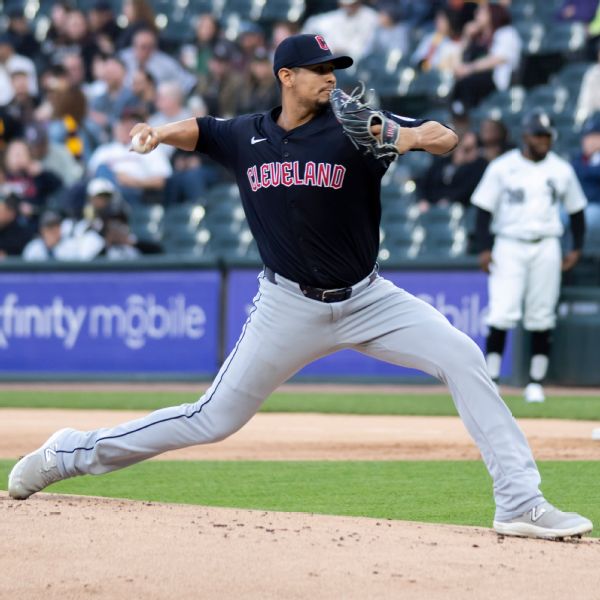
[55,271,543,521]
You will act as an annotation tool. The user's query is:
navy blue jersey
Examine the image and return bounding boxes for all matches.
[196,106,424,288]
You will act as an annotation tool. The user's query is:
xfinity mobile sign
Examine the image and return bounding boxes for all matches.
[0,272,220,374]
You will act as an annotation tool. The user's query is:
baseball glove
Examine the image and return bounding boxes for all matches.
[330,84,401,160]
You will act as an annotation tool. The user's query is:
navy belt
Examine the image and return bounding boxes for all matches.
[264,266,378,303]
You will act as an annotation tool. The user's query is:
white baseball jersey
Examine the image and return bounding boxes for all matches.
[471,149,587,241]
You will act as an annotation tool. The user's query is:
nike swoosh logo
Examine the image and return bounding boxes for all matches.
[251,136,268,145]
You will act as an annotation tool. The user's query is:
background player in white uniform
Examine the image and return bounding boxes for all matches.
[8,37,593,540]
[472,109,587,403]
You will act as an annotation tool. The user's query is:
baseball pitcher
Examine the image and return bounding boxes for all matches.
[9,36,592,541]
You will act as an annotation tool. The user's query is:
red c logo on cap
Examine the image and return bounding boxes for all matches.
[315,35,329,51]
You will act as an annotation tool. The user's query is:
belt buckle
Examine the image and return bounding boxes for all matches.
[321,287,352,302]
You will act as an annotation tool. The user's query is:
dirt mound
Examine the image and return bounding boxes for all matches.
[2,492,599,600]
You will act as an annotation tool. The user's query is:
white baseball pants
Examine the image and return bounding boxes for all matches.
[487,236,561,331]
[55,271,543,521]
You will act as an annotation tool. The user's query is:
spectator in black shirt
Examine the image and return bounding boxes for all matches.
[416,130,487,212]
[0,192,32,258]
[3,139,64,231]
[5,8,40,60]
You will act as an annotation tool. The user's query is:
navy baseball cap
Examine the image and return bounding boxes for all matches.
[582,112,600,136]
[273,34,353,78]
[521,109,555,137]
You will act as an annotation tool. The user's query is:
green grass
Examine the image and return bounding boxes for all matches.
[0,390,599,419]
[1,460,597,535]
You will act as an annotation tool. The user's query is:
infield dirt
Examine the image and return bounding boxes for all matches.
[2,387,600,599]
[2,492,600,600]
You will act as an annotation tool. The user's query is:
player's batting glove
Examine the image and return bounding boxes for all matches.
[329,84,401,160]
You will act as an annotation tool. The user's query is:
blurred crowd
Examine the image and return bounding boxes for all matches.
[0,0,599,262]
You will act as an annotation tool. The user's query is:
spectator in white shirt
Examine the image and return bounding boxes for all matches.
[0,33,38,107]
[55,178,125,261]
[148,81,192,156]
[302,0,379,62]
[576,40,600,124]
[22,211,65,261]
[88,107,172,205]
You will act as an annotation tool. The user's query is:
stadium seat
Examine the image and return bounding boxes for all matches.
[164,203,206,227]
[419,224,467,258]
[550,61,594,88]
[206,182,241,206]
[398,150,433,179]
[162,226,211,255]
[261,0,306,22]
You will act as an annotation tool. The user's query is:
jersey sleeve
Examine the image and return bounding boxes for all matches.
[562,163,588,214]
[470,160,503,212]
[195,116,239,169]
[382,111,426,129]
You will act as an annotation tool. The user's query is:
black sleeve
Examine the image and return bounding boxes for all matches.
[474,206,494,253]
[569,209,585,251]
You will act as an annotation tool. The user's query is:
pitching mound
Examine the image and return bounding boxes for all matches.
[2,492,599,599]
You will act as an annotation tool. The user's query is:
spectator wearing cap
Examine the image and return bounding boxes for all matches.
[89,56,139,134]
[572,114,600,211]
[0,32,38,106]
[0,193,32,258]
[87,108,172,205]
[301,1,380,62]
[120,28,197,96]
[57,178,121,261]
[3,139,63,231]
[5,66,40,125]
[195,39,244,117]
[234,47,280,115]
[22,210,65,261]
[24,122,84,187]
[567,113,600,244]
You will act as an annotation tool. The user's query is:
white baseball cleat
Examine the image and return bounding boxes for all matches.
[8,428,73,499]
[493,501,593,540]
[524,382,545,403]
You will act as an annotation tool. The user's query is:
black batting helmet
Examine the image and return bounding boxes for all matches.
[521,109,556,137]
